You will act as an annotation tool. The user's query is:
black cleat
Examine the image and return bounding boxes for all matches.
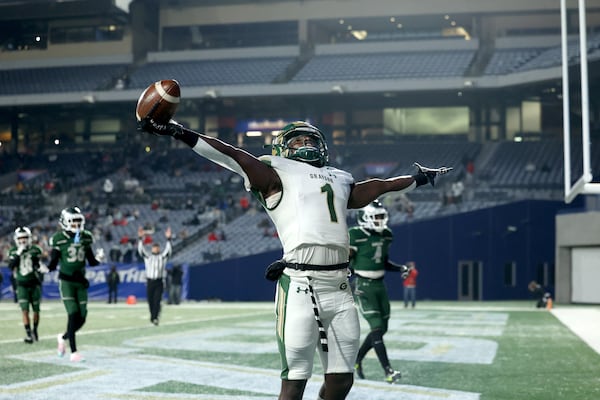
[384,369,401,384]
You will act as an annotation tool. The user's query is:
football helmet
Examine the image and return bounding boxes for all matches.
[271,121,329,167]
[357,200,389,233]
[14,226,32,247]
[59,206,85,233]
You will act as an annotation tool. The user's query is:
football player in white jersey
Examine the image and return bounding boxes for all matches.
[138,117,451,400]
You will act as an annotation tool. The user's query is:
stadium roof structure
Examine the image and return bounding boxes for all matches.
[0,0,128,22]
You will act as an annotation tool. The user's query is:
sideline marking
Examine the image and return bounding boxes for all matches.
[551,308,600,355]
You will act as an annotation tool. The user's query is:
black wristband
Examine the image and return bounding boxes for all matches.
[412,173,428,187]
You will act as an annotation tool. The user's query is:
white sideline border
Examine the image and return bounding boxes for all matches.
[551,308,600,356]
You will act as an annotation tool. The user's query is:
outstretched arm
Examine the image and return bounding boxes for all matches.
[349,175,418,209]
[139,120,281,198]
[348,163,452,209]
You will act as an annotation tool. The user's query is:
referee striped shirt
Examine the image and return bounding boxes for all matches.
[138,239,172,279]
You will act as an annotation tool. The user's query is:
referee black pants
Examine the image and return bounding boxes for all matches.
[146,278,163,321]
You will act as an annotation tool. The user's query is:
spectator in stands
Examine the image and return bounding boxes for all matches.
[106,265,120,304]
[207,231,219,242]
[239,195,250,211]
[103,178,114,197]
[403,261,418,308]
[138,118,450,400]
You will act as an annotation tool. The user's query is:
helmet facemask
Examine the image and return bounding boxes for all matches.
[272,121,329,167]
[357,201,389,233]
[59,206,85,234]
[14,227,32,248]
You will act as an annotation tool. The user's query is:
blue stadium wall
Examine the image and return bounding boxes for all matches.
[187,200,582,302]
[1,200,580,302]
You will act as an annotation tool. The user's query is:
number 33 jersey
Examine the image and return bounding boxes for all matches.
[258,156,355,258]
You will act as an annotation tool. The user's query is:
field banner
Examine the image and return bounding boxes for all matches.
[0,264,188,302]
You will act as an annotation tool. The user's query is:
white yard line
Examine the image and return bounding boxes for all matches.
[551,307,600,356]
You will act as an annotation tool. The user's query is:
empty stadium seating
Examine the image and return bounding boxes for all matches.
[0,64,128,95]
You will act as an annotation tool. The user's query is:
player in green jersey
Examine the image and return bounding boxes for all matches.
[48,206,104,362]
[8,226,47,344]
[349,200,408,384]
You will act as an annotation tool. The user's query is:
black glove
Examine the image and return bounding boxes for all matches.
[401,265,409,280]
[413,162,453,187]
[137,117,183,138]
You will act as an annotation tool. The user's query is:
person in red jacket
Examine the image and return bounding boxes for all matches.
[403,261,418,308]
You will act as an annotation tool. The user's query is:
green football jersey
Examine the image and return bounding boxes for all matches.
[48,230,95,277]
[8,244,44,284]
[348,226,393,272]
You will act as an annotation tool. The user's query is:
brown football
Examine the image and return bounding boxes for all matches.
[135,79,181,124]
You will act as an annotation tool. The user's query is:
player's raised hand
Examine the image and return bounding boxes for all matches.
[165,226,172,240]
[95,248,105,262]
[414,162,453,187]
[137,117,183,137]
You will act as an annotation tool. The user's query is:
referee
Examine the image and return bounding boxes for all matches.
[138,226,172,326]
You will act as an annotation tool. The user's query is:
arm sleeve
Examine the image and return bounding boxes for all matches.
[162,240,172,258]
[85,247,100,266]
[47,249,60,271]
[8,255,19,271]
[191,139,252,190]
[177,126,278,195]
[137,240,148,258]
[384,258,406,272]
[349,177,417,209]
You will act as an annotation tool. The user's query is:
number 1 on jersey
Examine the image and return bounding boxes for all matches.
[321,183,338,222]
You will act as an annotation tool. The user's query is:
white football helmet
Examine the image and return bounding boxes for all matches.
[357,200,389,233]
[14,226,32,247]
[59,206,85,233]
[271,121,329,167]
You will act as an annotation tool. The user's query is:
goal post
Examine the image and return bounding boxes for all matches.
[561,0,600,203]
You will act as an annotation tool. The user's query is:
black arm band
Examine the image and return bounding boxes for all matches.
[412,173,428,187]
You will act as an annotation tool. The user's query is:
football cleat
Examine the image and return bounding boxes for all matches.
[24,335,34,344]
[57,333,66,357]
[152,318,159,326]
[32,331,39,342]
[69,352,85,362]
[384,369,402,384]
[354,363,365,379]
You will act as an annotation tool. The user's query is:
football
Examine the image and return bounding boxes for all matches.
[135,79,181,124]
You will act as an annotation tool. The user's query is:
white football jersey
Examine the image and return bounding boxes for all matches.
[260,156,354,264]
